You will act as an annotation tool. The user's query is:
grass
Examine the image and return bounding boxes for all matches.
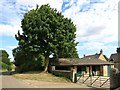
[11,63,16,71]
[0,68,7,72]
[13,71,71,83]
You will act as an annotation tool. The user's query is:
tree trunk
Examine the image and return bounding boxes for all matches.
[44,56,49,72]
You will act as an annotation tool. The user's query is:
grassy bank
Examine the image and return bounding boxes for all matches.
[13,71,71,83]
[0,69,7,72]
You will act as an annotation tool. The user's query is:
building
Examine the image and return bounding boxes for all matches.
[49,50,114,77]
[109,53,120,70]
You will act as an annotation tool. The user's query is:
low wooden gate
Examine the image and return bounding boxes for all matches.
[77,73,110,88]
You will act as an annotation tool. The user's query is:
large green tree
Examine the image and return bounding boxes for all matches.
[15,4,78,72]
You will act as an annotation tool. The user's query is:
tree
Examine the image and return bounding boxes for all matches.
[15,4,78,72]
[117,47,120,53]
[12,47,44,72]
[0,50,12,71]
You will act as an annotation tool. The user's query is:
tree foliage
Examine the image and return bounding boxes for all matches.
[0,50,12,71]
[117,47,120,53]
[12,47,44,72]
[14,4,79,72]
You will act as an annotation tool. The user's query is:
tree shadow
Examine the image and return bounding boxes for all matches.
[0,71,16,76]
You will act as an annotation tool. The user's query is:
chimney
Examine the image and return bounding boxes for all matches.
[100,49,103,54]
[84,54,86,57]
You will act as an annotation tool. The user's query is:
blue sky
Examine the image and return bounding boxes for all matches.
[0,0,119,61]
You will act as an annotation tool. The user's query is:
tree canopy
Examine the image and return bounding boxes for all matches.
[14,4,79,72]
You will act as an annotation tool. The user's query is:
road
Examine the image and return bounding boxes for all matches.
[1,75,90,88]
[0,72,108,89]
[2,76,32,88]
[0,71,31,88]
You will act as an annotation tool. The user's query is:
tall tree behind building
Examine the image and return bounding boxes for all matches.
[14,4,79,72]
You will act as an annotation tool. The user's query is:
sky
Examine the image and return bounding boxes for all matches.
[0,0,119,61]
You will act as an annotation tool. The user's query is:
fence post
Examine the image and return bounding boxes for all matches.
[90,75,92,85]
[83,73,84,83]
[72,69,76,82]
[99,76,101,87]
[74,73,77,83]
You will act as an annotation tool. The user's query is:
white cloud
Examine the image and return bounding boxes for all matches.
[0,0,63,37]
[64,0,118,43]
[77,42,117,51]
[0,48,5,50]
[62,0,119,57]
[0,24,21,37]
[7,46,17,49]
[16,0,63,11]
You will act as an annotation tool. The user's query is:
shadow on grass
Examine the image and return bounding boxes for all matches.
[0,71,17,76]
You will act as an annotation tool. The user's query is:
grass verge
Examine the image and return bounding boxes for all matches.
[13,71,71,83]
[0,69,7,72]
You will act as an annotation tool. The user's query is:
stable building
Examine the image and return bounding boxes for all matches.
[49,50,114,78]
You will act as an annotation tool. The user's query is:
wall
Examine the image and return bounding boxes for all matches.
[51,70,73,81]
[100,66,103,76]
[114,63,120,70]
[111,65,114,68]
[99,54,107,61]
[86,66,89,75]
[96,66,100,75]
[51,66,78,82]
[103,65,108,76]
[110,68,120,89]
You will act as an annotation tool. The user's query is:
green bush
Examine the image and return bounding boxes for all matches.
[0,61,8,69]
[0,61,12,71]
[7,66,12,71]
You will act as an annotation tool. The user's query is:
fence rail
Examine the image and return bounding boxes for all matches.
[91,76,100,85]
[83,76,90,83]
[77,73,110,88]
[100,77,110,87]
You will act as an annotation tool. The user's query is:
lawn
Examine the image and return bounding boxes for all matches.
[13,71,71,83]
